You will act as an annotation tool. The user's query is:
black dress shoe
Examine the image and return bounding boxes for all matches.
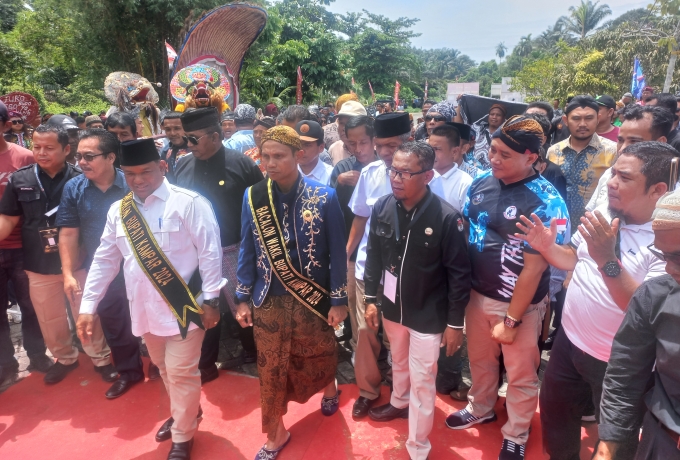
[148,361,161,381]
[94,363,119,383]
[156,407,203,442]
[368,403,408,422]
[0,362,19,384]
[167,438,193,460]
[44,361,79,384]
[200,365,219,385]
[106,379,141,399]
[242,349,257,364]
[352,396,377,419]
[28,354,53,373]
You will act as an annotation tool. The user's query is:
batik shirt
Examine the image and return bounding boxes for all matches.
[464,170,569,304]
[471,121,492,171]
[546,133,616,223]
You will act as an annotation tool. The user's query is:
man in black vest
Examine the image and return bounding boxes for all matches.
[175,108,264,384]
[363,141,471,460]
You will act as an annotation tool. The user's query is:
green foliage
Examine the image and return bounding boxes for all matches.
[560,0,612,39]
[0,0,24,33]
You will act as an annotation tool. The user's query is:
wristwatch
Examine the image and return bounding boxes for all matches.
[504,315,522,329]
[599,260,622,277]
[204,298,220,309]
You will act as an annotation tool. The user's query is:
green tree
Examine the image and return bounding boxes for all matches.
[560,0,612,39]
[0,0,25,33]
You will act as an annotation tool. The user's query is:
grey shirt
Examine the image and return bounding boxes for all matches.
[599,275,680,442]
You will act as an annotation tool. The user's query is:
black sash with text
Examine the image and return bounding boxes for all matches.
[120,192,204,339]
[248,179,331,320]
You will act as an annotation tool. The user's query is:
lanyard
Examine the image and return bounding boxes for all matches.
[34,164,70,218]
[393,192,434,243]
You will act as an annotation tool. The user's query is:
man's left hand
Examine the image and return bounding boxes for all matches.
[440,328,463,357]
[200,304,221,330]
[327,306,348,328]
[491,320,519,345]
[579,211,620,268]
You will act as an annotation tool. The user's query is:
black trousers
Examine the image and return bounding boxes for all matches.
[540,328,637,460]
[636,411,680,460]
[98,275,143,381]
[0,249,46,367]
[199,290,256,370]
[436,346,463,393]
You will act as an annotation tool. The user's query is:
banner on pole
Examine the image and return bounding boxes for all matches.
[394,81,401,106]
[424,79,428,101]
[165,42,177,70]
[631,58,646,100]
[296,66,303,104]
[368,80,375,100]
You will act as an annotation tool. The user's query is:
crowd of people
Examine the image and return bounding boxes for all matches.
[0,85,679,460]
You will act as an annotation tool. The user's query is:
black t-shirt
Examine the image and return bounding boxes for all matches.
[464,170,569,304]
[0,163,81,274]
[330,155,376,261]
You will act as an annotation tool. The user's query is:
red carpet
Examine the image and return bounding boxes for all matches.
[0,356,597,459]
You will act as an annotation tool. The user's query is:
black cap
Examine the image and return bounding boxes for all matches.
[445,122,472,141]
[119,138,160,166]
[295,120,323,142]
[595,95,616,110]
[180,107,220,132]
[374,112,411,138]
[46,114,78,130]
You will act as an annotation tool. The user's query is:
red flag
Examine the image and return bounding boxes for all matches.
[394,81,401,106]
[424,79,428,100]
[368,80,375,100]
[165,41,177,70]
[296,66,303,104]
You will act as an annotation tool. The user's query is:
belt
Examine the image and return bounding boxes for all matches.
[651,411,680,449]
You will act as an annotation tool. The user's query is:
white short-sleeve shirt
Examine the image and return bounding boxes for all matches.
[298,159,333,186]
[434,164,473,213]
[562,208,666,362]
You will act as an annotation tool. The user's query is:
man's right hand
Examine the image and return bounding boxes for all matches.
[76,314,94,344]
[364,303,380,331]
[515,213,557,254]
[337,171,360,187]
[593,440,618,460]
[235,302,253,328]
[63,274,81,306]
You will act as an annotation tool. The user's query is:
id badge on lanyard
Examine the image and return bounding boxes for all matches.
[34,165,66,253]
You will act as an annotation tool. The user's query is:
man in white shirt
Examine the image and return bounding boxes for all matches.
[296,120,333,185]
[349,112,412,419]
[77,138,225,460]
[515,141,673,460]
[428,124,473,213]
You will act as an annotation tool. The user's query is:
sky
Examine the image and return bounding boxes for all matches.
[326,0,651,63]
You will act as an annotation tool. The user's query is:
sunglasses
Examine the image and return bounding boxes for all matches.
[75,152,106,162]
[182,133,212,145]
[425,115,446,122]
[387,166,430,180]
[11,120,23,125]
[647,243,680,265]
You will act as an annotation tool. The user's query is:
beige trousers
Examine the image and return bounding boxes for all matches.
[26,270,110,366]
[353,278,390,400]
[144,328,205,443]
[465,289,546,444]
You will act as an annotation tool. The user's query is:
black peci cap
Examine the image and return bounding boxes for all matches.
[119,138,160,166]
[445,122,472,142]
[180,107,220,132]
[374,112,411,139]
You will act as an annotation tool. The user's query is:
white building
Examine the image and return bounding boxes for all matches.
[490,77,525,102]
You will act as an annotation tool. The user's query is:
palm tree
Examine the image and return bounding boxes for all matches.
[560,0,612,40]
[495,42,507,63]
[514,34,533,69]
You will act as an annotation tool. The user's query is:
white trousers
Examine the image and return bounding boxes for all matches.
[383,317,442,460]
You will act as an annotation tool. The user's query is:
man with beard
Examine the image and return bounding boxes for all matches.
[515,141,673,460]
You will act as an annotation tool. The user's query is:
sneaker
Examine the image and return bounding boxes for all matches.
[445,408,497,430]
[28,354,54,373]
[44,361,79,384]
[498,439,526,460]
[7,304,21,323]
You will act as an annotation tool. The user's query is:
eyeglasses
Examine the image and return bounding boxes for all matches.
[75,152,106,162]
[387,166,431,180]
[647,243,680,265]
[182,133,211,145]
[11,120,23,125]
[425,115,446,122]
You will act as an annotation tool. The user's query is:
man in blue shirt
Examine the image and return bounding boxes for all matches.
[223,104,256,153]
[445,116,569,460]
[56,129,144,399]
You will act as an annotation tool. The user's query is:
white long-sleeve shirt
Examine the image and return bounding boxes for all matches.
[81,179,226,337]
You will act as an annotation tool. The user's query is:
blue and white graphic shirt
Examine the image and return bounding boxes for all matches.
[464,170,569,304]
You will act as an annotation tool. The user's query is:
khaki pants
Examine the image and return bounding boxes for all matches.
[144,328,205,443]
[26,270,110,366]
[383,317,441,460]
[465,290,546,444]
[353,278,390,400]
